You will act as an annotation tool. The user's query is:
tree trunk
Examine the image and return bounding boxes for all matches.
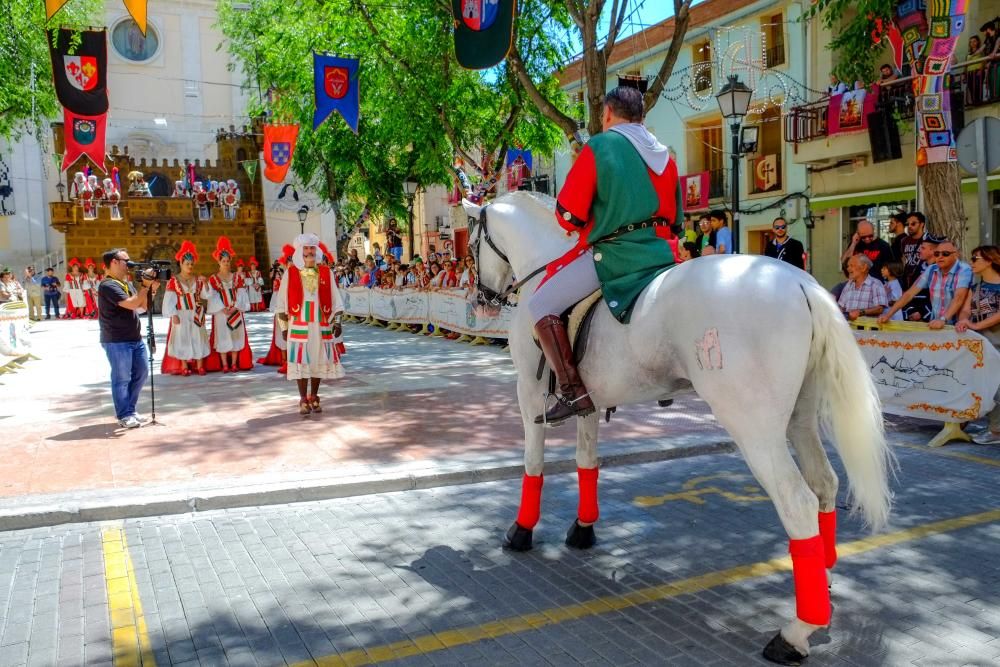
[919,161,966,250]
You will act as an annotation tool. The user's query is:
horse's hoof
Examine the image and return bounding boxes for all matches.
[565,519,596,549]
[762,631,808,666]
[502,522,533,552]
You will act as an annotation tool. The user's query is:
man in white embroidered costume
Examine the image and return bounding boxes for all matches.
[203,236,252,372]
[162,241,210,376]
[273,234,345,415]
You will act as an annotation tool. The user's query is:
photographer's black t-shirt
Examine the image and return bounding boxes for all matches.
[98,279,141,343]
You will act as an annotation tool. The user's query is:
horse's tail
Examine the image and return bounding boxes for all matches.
[801,280,894,532]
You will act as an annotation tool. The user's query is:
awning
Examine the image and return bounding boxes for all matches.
[810,174,1000,210]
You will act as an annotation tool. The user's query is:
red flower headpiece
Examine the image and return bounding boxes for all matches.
[175,240,198,264]
[248,256,259,267]
[84,257,96,268]
[213,236,236,262]
[68,257,82,268]
[236,259,245,268]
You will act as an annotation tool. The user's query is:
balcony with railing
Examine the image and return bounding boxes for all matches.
[708,167,726,200]
[766,43,786,68]
[786,57,999,149]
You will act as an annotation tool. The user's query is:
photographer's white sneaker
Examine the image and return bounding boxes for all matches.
[134,414,151,425]
[118,416,142,429]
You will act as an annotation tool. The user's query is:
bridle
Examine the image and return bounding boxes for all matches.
[470,206,547,307]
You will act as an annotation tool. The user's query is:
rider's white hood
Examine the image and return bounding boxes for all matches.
[609,123,670,176]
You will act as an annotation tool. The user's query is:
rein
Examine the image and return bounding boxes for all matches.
[471,206,547,307]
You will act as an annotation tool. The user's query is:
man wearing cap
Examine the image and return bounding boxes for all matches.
[879,236,972,328]
[272,234,345,415]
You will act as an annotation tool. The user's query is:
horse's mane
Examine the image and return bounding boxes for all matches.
[497,190,556,218]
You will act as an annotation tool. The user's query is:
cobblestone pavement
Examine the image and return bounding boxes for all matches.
[1,438,998,666]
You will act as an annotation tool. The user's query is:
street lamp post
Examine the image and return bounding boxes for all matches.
[715,75,754,254]
[296,205,309,234]
[403,179,418,260]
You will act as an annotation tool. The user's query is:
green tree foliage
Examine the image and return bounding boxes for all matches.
[0,0,102,140]
[806,0,896,86]
[217,0,570,223]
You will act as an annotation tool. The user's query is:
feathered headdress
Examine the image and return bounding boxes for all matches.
[318,242,333,264]
[212,236,236,262]
[175,240,198,263]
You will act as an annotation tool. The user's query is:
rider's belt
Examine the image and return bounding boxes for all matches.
[592,217,670,245]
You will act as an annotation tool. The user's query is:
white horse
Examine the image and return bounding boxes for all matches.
[464,191,893,664]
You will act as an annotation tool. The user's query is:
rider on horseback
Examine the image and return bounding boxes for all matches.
[532,85,682,426]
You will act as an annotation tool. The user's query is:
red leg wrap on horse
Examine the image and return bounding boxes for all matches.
[516,474,544,529]
[577,467,600,524]
[790,535,831,626]
[818,510,837,569]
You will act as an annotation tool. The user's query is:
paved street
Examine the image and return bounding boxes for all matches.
[3,316,1000,666]
[0,438,999,666]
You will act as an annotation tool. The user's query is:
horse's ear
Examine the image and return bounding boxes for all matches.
[461,199,483,219]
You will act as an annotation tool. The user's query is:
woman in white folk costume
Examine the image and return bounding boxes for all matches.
[203,236,252,372]
[246,257,265,311]
[162,241,210,376]
[273,234,345,415]
[82,258,101,318]
[63,258,87,319]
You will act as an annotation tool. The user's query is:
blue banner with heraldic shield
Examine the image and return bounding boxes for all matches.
[73,118,97,145]
[270,142,291,166]
[461,0,499,31]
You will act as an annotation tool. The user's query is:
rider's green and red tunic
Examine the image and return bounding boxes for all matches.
[555,131,682,322]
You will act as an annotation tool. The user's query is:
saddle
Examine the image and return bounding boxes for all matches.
[532,289,603,368]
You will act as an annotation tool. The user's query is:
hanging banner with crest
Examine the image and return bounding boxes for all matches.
[240,160,258,184]
[452,0,516,70]
[62,109,107,173]
[313,53,360,133]
[48,28,109,116]
[262,124,299,183]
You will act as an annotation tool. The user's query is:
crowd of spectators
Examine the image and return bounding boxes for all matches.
[332,248,478,294]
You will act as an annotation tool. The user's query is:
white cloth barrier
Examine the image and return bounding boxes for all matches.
[343,287,1000,424]
[0,301,32,364]
[342,287,513,336]
[853,328,1000,422]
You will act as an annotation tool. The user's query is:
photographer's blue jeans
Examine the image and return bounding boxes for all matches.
[44,293,60,318]
[102,341,148,420]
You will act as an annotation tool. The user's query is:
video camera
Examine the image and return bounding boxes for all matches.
[126,260,172,282]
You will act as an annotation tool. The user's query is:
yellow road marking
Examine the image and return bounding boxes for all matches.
[634,473,769,507]
[102,527,156,667]
[293,508,1000,667]
[897,442,1000,468]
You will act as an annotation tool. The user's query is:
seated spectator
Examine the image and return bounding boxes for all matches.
[364,257,382,289]
[827,74,848,95]
[878,64,898,83]
[459,256,476,288]
[881,261,905,321]
[677,241,700,263]
[830,258,851,302]
[380,270,397,289]
[441,260,460,288]
[838,254,887,321]
[395,265,409,288]
[878,237,972,328]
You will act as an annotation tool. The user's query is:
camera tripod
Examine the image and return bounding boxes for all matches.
[143,287,161,425]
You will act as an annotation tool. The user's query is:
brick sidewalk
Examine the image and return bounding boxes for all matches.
[0,316,739,503]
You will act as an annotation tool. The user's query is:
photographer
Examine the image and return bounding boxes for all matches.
[99,248,160,429]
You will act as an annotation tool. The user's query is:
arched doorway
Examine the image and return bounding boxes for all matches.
[145,171,171,197]
[145,243,179,314]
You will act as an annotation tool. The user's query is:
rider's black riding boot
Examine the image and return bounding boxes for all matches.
[533,315,595,425]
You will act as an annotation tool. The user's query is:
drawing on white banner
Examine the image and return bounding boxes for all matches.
[870,355,963,395]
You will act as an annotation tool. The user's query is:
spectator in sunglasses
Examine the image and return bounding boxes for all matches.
[878,237,972,328]
[764,217,805,269]
[840,220,893,282]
